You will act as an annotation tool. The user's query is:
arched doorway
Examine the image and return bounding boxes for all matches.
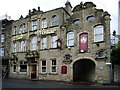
[73,59,95,82]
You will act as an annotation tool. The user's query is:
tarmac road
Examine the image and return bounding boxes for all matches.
[1,78,120,89]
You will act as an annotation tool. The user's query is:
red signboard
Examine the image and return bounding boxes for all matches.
[61,66,67,74]
[79,33,88,51]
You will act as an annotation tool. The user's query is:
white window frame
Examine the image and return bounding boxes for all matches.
[51,60,57,73]
[41,60,47,73]
[42,18,47,29]
[51,35,57,48]
[67,32,74,47]
[94,25,104,42]
[32,20,37,31]
[31,37,38,50]
[1,34,5,43]
[41,37,47,49]
[19,61,27,73]
[0,47,4,56]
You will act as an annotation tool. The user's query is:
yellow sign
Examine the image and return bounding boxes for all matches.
[12,34,24,41]
[37,29,57,35]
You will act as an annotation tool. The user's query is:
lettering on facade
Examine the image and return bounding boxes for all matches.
[12,34,24,41]
[36,29,57,35]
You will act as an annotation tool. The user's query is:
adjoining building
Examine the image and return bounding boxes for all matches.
[9,1,111,83]
[0,18,13,78]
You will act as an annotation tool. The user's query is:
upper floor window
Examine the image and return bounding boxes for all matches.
[19,61,27,72]
[23,23,27,33]
[51,35,57,48]
[41,37,47,49]
[67,32,74,47]
[2,20,6,30]
[64,54,72,61]
[19,25,23,34]
[31,36,38,50]
[87,16,95,21]
[52,15,58,26]
[13,42,16,53]
[32,20,37,31]
[98,51,106,58]
[1,34,5,43]
[0,47,4,56]
[13,26,17,35]
[73,19,80,24]
[19,41,26,52]
[94,25,104,42]
[42,18,47,29]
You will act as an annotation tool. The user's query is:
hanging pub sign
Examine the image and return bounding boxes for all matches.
[79,33,88,52]
[57,39,62,49]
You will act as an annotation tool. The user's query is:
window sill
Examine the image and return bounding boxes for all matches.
[49,48,58,50]
[19,72,27,75]
[30,30,38,32]
[95,57,107,60]
[12,72,16,73]
[49,72,58,75]
[42,27,48,30]
[66,46,74,48]
[40,49,48,51]
[39,73,47,75]
[49,25,59,28]
[63,60,72,63]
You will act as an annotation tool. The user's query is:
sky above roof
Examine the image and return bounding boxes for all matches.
[0,0,118,34]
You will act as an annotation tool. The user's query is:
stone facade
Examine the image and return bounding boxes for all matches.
[9,1,111,83]
[0,19,13,78]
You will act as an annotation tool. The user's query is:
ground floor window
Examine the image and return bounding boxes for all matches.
[19,61,27,72]
[51,60,57,73]
[41,60,46,73]
[13,62,16,72]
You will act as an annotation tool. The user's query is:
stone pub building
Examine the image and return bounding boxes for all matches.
[9,1,111,83]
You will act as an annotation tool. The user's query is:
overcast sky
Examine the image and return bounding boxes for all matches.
[0,0,118,34]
